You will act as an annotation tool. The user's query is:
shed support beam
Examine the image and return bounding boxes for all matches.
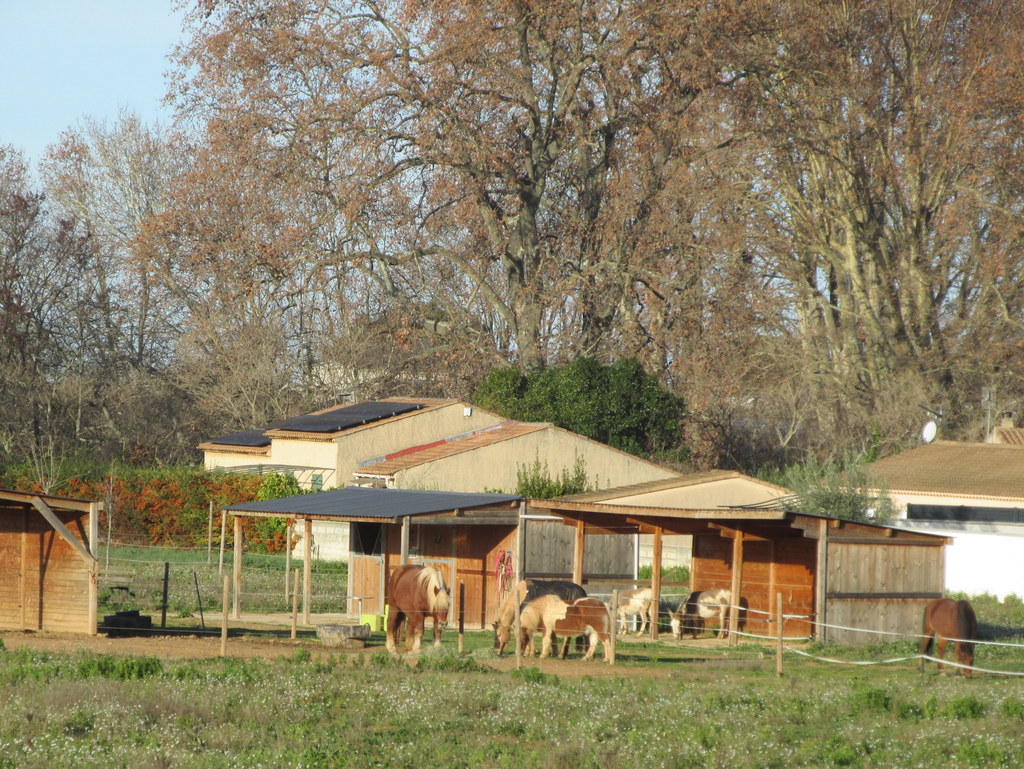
[30,496,96,566]
[89,501,100,634]
[572,520,585,586]
[516,501,526,582]
[233,515,242,619]
[650,526,663,639]
[401,516,410,564]
[729,529,744,646]
[303,517,312,625]
[816,519,828,643]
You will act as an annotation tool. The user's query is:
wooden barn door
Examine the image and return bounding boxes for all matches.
[349,523,385,616]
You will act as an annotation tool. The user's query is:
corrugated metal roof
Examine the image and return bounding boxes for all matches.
[224,486,522,520]
[358,422,549,475]
[867,440,1024,500]
[558,470,787,503]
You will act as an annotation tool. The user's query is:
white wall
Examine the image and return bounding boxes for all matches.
[897,520,1024,600]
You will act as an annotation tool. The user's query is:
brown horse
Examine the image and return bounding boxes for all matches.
[493,579,586,655]
[920,597,977,677]
[385,564,450,653]
[519,595,612,662]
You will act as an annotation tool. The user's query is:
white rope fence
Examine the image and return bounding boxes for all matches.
[702,600,1024,677]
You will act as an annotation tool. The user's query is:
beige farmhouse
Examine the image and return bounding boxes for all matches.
[200,398,681,559]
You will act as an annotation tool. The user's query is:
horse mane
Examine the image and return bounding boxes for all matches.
[416,566,450,613]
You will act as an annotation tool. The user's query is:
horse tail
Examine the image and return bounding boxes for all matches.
[418,566,450,613]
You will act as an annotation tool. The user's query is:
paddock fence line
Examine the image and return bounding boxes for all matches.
[96,543,349,620]
[691,600,1024,678]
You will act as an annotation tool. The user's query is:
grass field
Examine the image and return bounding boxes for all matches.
[5,591,1024,769]
[2,632,1024,769]
[97,544,348,616]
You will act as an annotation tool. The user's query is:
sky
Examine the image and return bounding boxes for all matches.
[0,1,187,167]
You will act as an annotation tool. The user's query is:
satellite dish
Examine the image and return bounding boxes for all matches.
[921,420,937,443]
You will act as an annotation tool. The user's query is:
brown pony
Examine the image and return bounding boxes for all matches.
[493,579,586,655]
[385,564,450,653]
[920,597,977,677]
[519,595,612,662]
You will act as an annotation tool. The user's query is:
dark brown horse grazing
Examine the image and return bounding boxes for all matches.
[385,564,450,654]
[920,597,977,677]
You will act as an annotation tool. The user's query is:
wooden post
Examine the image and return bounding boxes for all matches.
[160,562,170,628]
[458,580,465,654]
[515,502,526,582]
[729,529,743,646]
[776,591,784,677]
[401,516,410,564]
[285,522,292,600]
[609,589,617,666]
[303,517,313,625]
[514,591,522,670]
[218,508,227,576]
[232,516,242,620]
[572,520,585,586]
[220,575,229,657]
[515,501,525,670]
[650,526,663,639]
[207,501,214,565]
[291,568,300,640]
[815,519,829,644]
[88,501,100,635]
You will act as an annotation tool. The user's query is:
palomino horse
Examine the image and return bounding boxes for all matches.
[493,579,586,655]
[671,588,733,639]
[920,597,977,677]
[615,587,655,635]
[519,595,612,662]
[385,564,450,653]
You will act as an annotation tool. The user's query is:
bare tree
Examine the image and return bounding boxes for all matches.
[168,0,765,376]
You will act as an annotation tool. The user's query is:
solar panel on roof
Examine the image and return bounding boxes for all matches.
[209,429,272,448]
[274,401,424,434]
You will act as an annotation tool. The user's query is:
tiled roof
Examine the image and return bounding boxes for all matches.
[993,426,1024,446]
[866,440,1024,500]
[357,422,549,475]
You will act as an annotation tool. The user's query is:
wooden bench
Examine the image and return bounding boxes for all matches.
[98,569,136,601]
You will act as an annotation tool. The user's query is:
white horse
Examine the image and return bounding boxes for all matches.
[671,588,733,639]
[616,587,655,635]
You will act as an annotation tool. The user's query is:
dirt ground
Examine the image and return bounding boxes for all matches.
[0,620,742,678]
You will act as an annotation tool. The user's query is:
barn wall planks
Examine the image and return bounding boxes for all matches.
[523,522,632,579]
[825,539,945,644]
[0,502,94,634]
[691,526,944,643]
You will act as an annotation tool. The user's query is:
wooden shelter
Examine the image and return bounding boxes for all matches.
[529,498,949,644]
[225,487,635,629]
[0,488,100,634]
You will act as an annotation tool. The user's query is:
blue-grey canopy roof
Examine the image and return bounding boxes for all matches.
[224,486,522,522]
